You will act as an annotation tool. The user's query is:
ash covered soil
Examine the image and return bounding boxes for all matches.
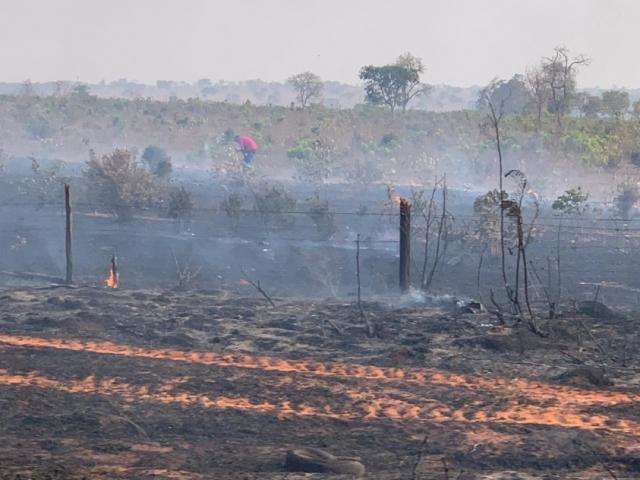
[0,286,639,479]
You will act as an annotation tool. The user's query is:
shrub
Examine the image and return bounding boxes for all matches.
[253,185,296,228]
[613,182,640,220]
[552,187,589,215]
[304,194,336,240]
[20,158,65,206]
[344,154,383,185]
[287,138,335,184]
[167,185,194,221]
[141,145,172,178]
[222,128,236,143]
[84,149,161,220]
[221,192,244,230]
[470,190,514,254]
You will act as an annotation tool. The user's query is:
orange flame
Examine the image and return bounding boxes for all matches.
[2,334,640,441]
[0,369,349,421]
[0,334,637,406]
[1,367,639,438]
[105,257,118,288]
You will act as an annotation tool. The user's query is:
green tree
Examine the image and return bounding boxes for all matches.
[601,90,630,118]
[359,53,430,113]
[287,72,323,107]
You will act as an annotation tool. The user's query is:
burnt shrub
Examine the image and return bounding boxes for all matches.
[84,149,162,221]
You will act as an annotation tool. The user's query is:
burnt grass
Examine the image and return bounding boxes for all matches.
[0,286,639,479]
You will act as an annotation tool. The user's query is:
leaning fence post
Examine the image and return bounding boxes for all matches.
[399,198,411,292]
[64,184,73,284]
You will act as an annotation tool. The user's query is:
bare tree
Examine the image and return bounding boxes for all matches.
[287,71,323,108]
[541,46,590,130]
[395,53,432,112]
[479,79,514,308]
[525,66,549,131]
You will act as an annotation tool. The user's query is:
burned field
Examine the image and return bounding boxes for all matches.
[0,286,638,479]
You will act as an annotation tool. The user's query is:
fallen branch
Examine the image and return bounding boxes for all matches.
[324,317,343,336]
[0,270,66,284]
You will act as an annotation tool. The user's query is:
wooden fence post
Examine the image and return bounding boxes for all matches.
[64,184,73,284]
[399,198,411,292]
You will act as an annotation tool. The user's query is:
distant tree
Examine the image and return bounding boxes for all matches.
[633,99,640,119]
[287,72,323,107]
[525,67,550,130]
[476,75,531,115]
[141,145,172,178]
[156,80,175,90]
[601,90,630,118]
[21,79,34,97]
[54,80,69,97]
[541,46,590,130]
[71,84,91,97]
[359,53,430,113]
[201,85,218,97]
[197,78,212,89]
[579,94,603,118]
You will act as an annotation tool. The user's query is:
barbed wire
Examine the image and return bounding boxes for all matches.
[6,199,640,236]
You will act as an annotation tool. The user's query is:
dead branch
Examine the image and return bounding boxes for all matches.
[324,317,343,336]
[441,457,450,480]
[410,434,428,480]
[476,244,488,303]
[528,260,556,319]
[0,270,66,285]
[425,175,447,291]
[241,269,276,307]
[420,181,439,289]
[489,289,505,325]
[356,234,375,337]
[171,248,202,290]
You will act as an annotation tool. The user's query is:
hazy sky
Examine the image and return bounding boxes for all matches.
[1,0,638,88]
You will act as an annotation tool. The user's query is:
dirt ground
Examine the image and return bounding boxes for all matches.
[0,286,638,479]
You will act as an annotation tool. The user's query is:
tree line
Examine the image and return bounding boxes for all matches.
[286,46,639,124]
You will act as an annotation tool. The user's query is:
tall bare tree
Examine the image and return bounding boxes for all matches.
[479,79,515,308]
[541,47,590,130]
[525,67,549,131]
[395,52,432,111]
[287,72,323,108]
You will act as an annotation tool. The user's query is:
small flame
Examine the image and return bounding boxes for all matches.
[105,256,118,289]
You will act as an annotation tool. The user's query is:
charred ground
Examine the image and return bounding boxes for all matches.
[0,286,638,479]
